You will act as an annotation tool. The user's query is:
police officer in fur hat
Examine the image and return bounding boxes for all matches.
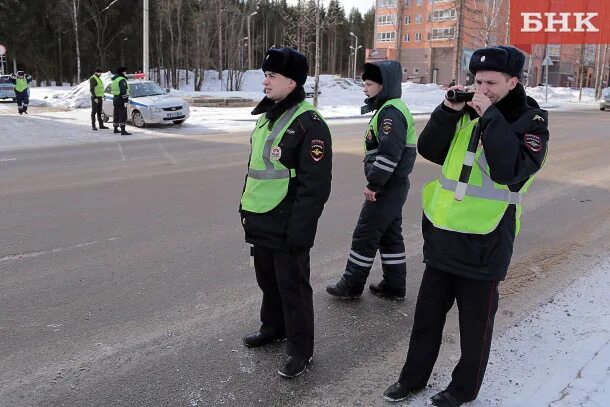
[383,46,549,406]
[239,47,332,378]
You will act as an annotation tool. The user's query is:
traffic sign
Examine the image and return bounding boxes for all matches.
[542,56,553,66]
[0,45,6,56]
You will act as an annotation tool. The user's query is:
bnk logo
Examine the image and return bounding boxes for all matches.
[511,0,610,44]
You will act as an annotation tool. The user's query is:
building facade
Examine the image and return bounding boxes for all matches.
[368,0,610,89]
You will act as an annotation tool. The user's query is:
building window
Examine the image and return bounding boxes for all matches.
[376,31,397,42]
[378,14,397,25]
[431,8,456,21]
[404,33,410,42]
[404,0,411,7]
[403,68,408,74]
[414,68,420,74]
[404,15,411,24]
[431,27,455,40]
[416,0,423,6]
[416,15,422,24]
[415,32,422,42]
[378,0,397,7]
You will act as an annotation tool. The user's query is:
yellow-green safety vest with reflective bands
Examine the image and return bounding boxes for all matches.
[365,98,417,152]
[422,114,537,235]
[91,75,104,97]
[241,101,325,213]
[15,77,28,93]
[111,76,130,96]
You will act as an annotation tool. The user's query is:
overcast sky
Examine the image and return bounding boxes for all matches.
[288,0,376,14]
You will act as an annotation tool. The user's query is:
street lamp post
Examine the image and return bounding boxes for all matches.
[247,11,258,70]
[121,37,128,66]
[349,32,361,80]
[240,37,248,71]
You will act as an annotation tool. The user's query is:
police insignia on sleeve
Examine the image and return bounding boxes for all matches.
[310,139,325,161]
[271,146,282,160]
[533,114,545,123]
[382,118,393,135]
[524,134,542,152]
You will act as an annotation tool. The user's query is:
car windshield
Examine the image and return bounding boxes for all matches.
[130,82,166,98]
[0,76,11,84]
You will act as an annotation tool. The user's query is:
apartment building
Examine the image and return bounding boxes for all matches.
[368,0,610,89]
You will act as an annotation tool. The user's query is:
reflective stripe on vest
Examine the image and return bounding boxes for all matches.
[240,101,324,213]
[365,98,417,152]
[111,76,130,96]
[91,75,104,97]
[421,115,537,235]
[15,77,28,93]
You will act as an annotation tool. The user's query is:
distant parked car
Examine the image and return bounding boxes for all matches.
[600,94,610,111]
[101,79,189,127]
[304,83,322,98]
[0,75,16,101]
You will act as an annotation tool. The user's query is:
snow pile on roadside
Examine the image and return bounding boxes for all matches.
[55,71,113,109]
[478,258,610,406]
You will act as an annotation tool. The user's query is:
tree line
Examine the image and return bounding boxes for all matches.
[0,0,375,90]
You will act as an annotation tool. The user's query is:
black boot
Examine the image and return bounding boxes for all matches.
[18,108,23,115]
[369,280,405,301]
[242,331,286,348]
[113,126,121,134]
[120,125,131,136]
[92,122,98,131]
[430,390,463,407]
[99,124,109,129]
[325,278,361,299]
[277,355,312,378]
[383,382,423,402]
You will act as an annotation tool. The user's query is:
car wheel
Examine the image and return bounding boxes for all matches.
[12,98,16,103]
[131,110,146,128]
[601,107,606,111]
[101,112,110,122]
[173,120,184,125]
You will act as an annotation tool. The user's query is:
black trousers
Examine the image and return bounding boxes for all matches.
[91,96,103,126]
[16,90,29,113]
[398,266,499,403]
[253,245,313,358]
[342,183,409,293]
[113,100,127,127]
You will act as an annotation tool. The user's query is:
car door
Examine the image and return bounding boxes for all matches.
[102,84,113,116]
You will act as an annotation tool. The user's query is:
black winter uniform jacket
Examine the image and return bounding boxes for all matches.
[362,60,416,192]
[418,83,549,281]
[240,87,333,253]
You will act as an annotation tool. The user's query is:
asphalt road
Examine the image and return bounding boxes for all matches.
[1,110,610,406]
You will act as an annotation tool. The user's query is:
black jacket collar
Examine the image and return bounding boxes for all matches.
[251,86,306,124]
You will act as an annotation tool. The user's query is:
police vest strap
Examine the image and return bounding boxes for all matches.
[438,174,523,205]
[247,104,300,180]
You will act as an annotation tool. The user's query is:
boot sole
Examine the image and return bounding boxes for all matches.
[383,394,411,402]
[242,337,286,348]
[370,288,405,301]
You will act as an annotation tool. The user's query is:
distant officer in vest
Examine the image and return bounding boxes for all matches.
[240,48,332,378]
[111,66,131,135]
[326,61,417,301]
[90,69,109,131]
[383,46,549,406]
[9,70,32,115]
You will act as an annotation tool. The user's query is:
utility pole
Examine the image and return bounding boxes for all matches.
[454,0,465,84]
[143,0,149,79]
[578,44,586,102]
[350,32,361,80]
[313,0,321,107]
[247,11,258,70]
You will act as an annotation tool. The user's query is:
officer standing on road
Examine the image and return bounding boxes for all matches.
[240,47,332,378]
[111,66,131,135]
[326,61,416,301]
[90,68,109,131]
[383,46,549,406]
[9,70,32,115]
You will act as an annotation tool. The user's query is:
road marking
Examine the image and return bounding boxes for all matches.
[0,158,17,162]
[117,141,126,161]
[0,237,121,263]
[157,141,178,165]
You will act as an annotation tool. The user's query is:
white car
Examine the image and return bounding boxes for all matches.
[101,79,189,127]
[0,75,16,101]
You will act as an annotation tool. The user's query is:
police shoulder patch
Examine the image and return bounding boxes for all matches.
[523,133,542,152]
[381,118,393,135]
[310,139,325,162]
